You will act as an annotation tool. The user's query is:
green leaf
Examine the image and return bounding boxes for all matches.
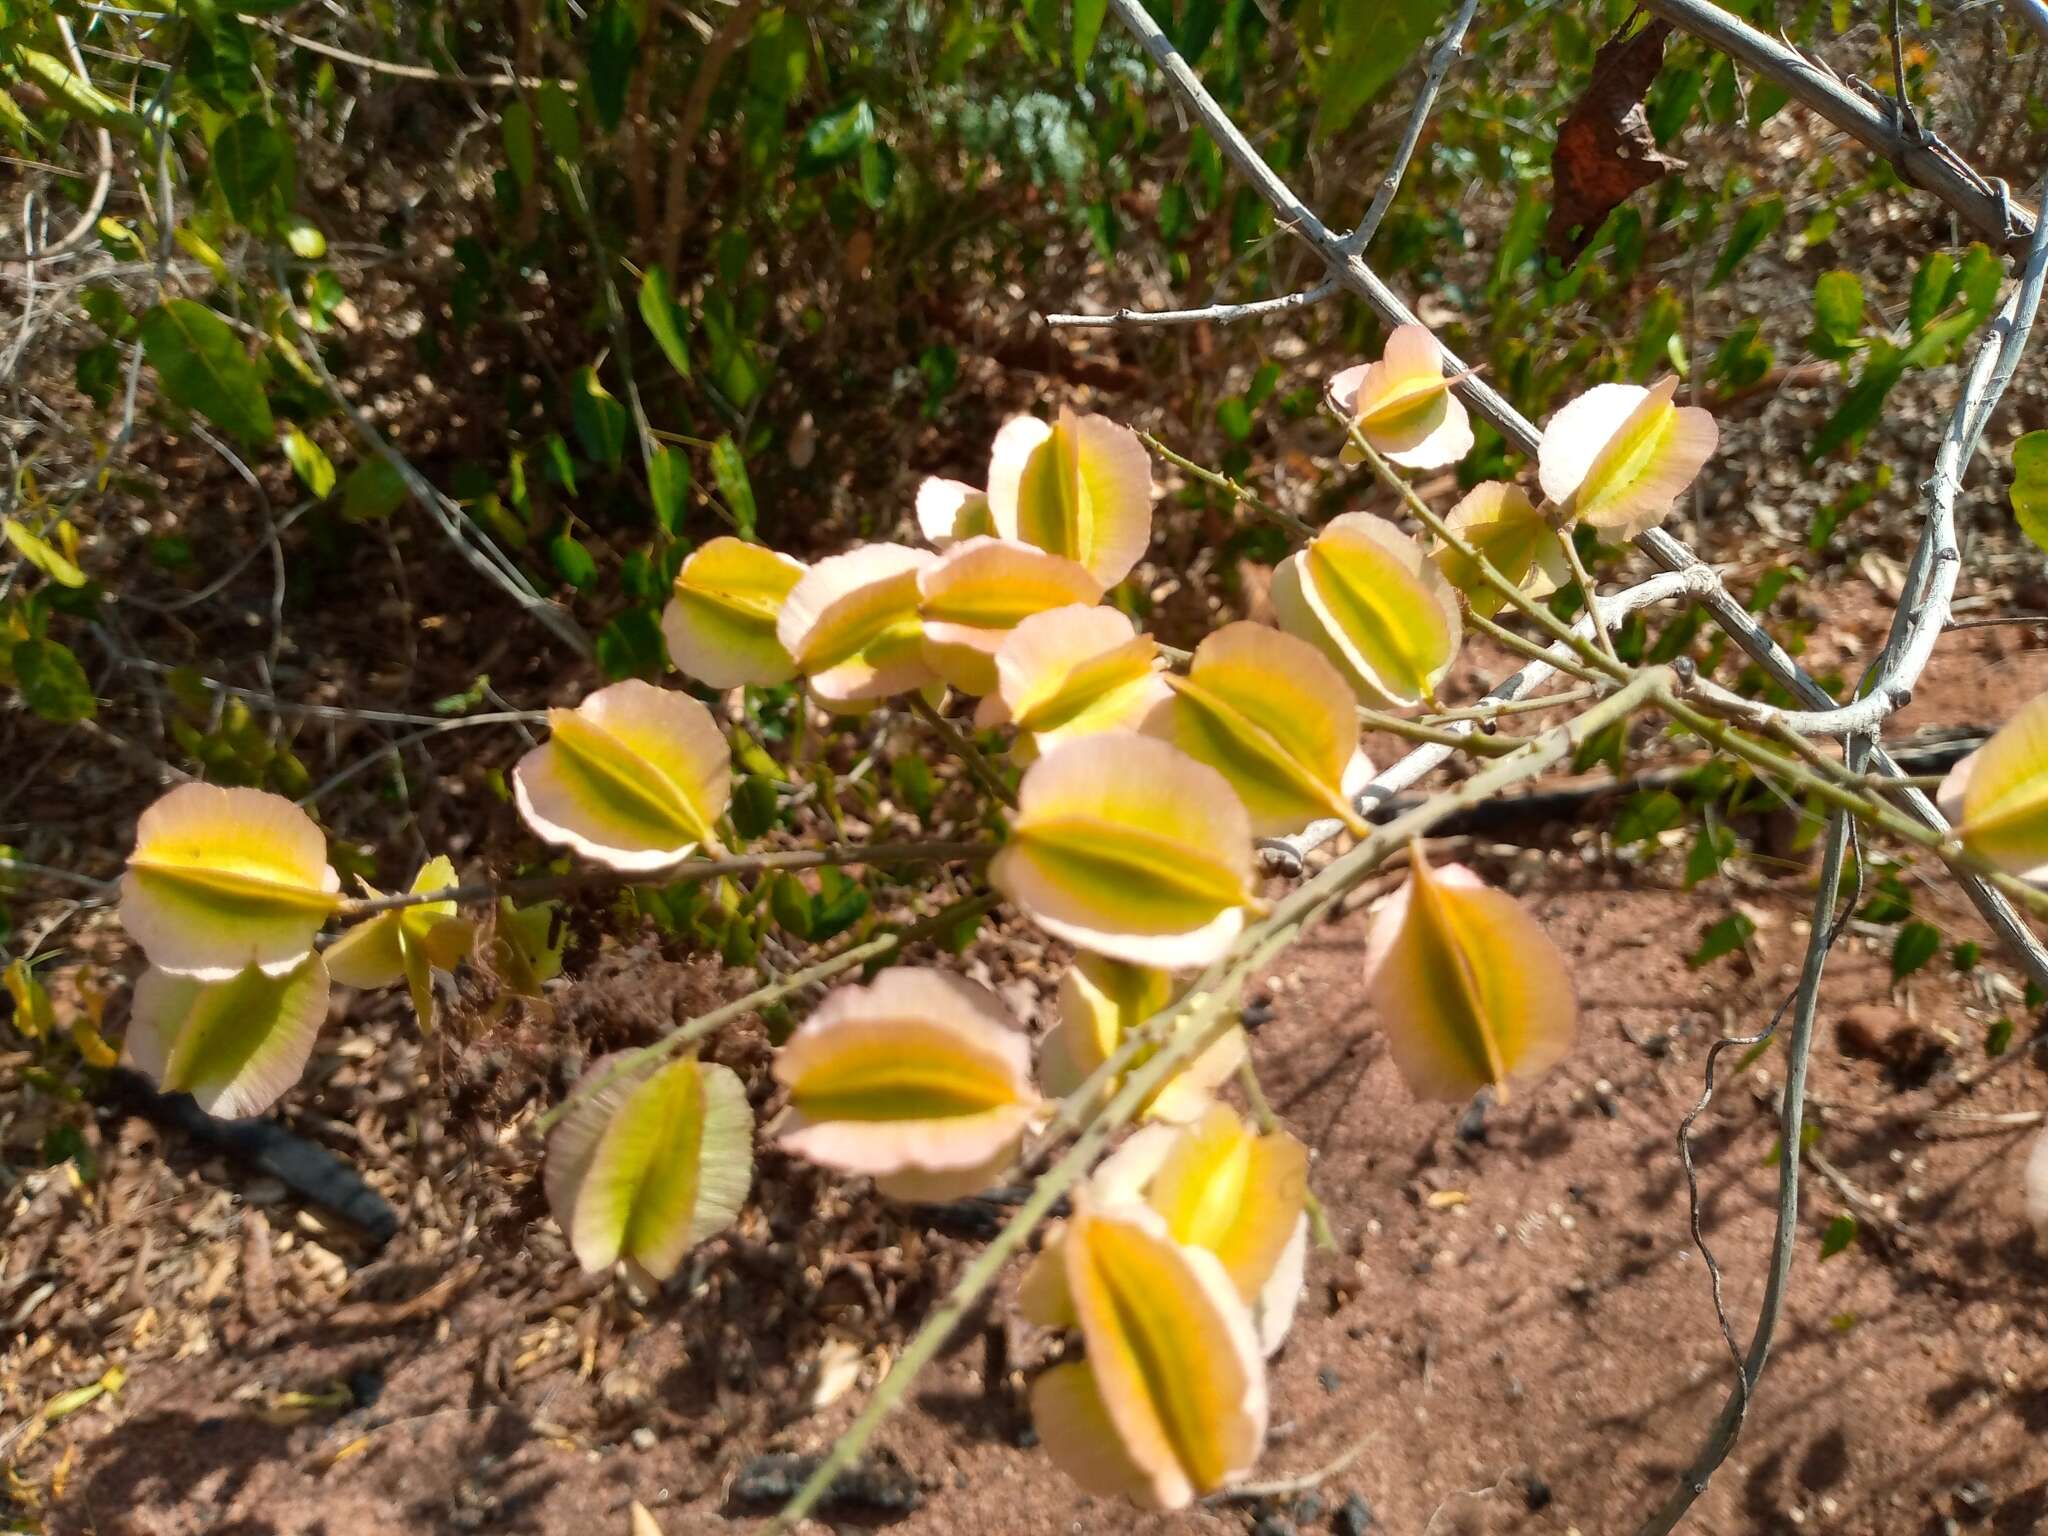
[2010,431,2048,555]
[12,639,95,722]
[769,872,815,939]
[10,48,141,137]
[1958,242,2001,319]
[710,435,757,537]
[1810,341,1905,459]
[638,267,692,379]
[282,426,334,498]
[1908,250,1956,336]
[1315,0,1454,139]
[1810,270,1864,359]
[797,100,875,174]
[1073,0,1109,79]
[731,775,780,840]
[211,115,289,223]
[281,215,326,259]
[1687,911,1755,968]
[571,367,627,469]
[549,530,598,589]
[890,754,936,818]
[75,344,120,409]
[1710,321,1772,390]
[1950,940,1981,972]
[596,606,665,679]
[1614,789,1685,846]
[1709,196,1784,287]
[810,866,870,941]
[340,458,407,523]
[537,80,581,162]
[139,299,273,445]
[648,446,690,534]
[1682,818,1736,887]
[584,0,638,131]
[856,140,897,210]
[1890,919,1941,981]
[501,100,536,189]
[1818,1212,1857,1260]
[1987,1016,2015,1056]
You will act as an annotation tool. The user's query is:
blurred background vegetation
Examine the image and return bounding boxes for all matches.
[0,0,2042,970]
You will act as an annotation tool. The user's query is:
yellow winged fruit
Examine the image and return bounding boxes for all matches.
[1327,324,1474,471]
[775,543,939,710]
[1147,621,1373,837]
[1435,481,1570,618]
[917,536,1104,696]
[1026,1200,1267,1509]
[323,856,475,1030]
[1039,955,1246,1123]
[1032,1103,1309,1356]
[661,536,807,689]
[916,476,995,547]
[984,604,1172,759]
[1537,376,1718,538]
[120,784,341,981]
[514,681,732,872]
[1362,845,1576,1101]
[773,968,1041,1201]
[548,1056,757,1294]
[121,955,332,1118]
[1938,690,2048,881]
[992,732,1256,970]
[545,1051,753,1285]
[1271,512,1462,709]
[986,408,1153,588]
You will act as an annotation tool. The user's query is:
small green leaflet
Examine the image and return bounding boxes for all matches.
[1818,1212,1857,1260]
[1073,0,1109,80]
[341,459,407,523]
[797,100,875,175]
[1986,1016,2015,1056]
[501,101,536,189]
[2011,432,2048,554]
[1687,911,1755,968]
[1709,196,1784,287]
[571,367,627,469]
[710,435,757,537]
[649,446,690,534]
[1810,270,1864,359]
[549,530,598,589]
[584,0,638,131]
[1889,919,1941,981]
[12,639,96,723]
[139,299,273,445]
[211,115,290,223]
[638,267,692,379]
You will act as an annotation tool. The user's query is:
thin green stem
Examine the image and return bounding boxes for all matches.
[1466,608,1609,685]
[1137,431,1316,539]
[909,693,1017,809]
[1424,684,1598,723]
[1556,528,1619,664]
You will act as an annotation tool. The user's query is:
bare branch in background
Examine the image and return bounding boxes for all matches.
[1640,0,2034,247]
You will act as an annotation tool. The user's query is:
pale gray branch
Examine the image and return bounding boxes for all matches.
[1043,278,1337,329]
[1641,0,2034,248]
